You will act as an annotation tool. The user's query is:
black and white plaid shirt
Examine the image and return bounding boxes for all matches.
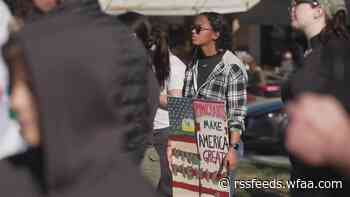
[183,50,248,134]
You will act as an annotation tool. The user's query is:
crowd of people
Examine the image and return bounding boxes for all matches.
[0,0,349,197]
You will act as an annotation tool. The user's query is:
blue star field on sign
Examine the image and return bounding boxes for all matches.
[168,97,194,132]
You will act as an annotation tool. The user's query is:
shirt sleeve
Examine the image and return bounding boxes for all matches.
[226,64,247,134]
[167,54,186,92]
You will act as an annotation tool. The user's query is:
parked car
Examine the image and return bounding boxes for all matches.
[243,97,287,151]
[259,84,281,97]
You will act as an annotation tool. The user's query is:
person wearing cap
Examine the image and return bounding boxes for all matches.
[283,0,350,196]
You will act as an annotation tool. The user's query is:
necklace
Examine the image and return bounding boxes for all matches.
[199,64,208,68]
[304,49,313,58]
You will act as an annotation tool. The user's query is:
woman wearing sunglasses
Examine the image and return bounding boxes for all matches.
[183,12,248,197]
[283,0,350,196]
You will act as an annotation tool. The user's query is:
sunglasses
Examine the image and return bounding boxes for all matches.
[191,25,212,34]
[289,0,320,10]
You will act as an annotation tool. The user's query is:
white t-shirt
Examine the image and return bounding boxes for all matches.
[0,1,27,159]
[153,53,186,130]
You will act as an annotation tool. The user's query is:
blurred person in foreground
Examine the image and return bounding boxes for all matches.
[286,94,350,176]
[0,0,159,196]
[183,12,247,197]
[283,0,350,196]
[0,0,27,160]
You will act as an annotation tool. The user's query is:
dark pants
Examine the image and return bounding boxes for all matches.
[153,128,172,197]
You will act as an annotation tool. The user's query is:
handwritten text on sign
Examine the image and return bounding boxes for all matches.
[193,100,229,167]
[193,100,230,195]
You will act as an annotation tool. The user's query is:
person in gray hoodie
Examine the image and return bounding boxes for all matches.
[0,0,159,196]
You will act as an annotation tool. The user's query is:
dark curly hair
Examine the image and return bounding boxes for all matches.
[199,12,233,51]
[190,12,233,66]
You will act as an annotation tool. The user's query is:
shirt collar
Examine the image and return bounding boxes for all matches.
[309,33,322,50]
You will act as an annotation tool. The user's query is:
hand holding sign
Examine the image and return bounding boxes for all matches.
[225,148,239,171]
[167,140,174,173]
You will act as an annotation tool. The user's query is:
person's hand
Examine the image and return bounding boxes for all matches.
[225,147,239,171]
[166,140,174,172]
[286,94,350,167]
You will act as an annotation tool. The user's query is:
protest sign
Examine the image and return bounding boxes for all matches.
[193,99,230,197]
[168,97,230,197]
[168,97,199,197]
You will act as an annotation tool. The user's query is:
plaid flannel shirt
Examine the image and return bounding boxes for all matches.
[183,50,247,134]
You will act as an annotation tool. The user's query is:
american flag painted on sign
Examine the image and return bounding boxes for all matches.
[168,97,195,135]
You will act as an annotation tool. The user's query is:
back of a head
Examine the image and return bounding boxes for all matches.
[119,13,152,49]
[7,3,157,197]
[151,26,170,86]
[119,13,171,86]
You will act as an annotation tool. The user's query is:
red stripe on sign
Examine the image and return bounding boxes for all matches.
[172,181,199,192]
[172,181,229,197]
[169,136,196,144]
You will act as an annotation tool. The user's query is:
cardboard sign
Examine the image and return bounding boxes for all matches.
[168,97,199,197]
[193,99,230,197]
[168,97,230,197]
[169,136,200,197]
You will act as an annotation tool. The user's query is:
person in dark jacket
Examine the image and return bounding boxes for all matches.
[284,0,350,196]
[0,0,159,196]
